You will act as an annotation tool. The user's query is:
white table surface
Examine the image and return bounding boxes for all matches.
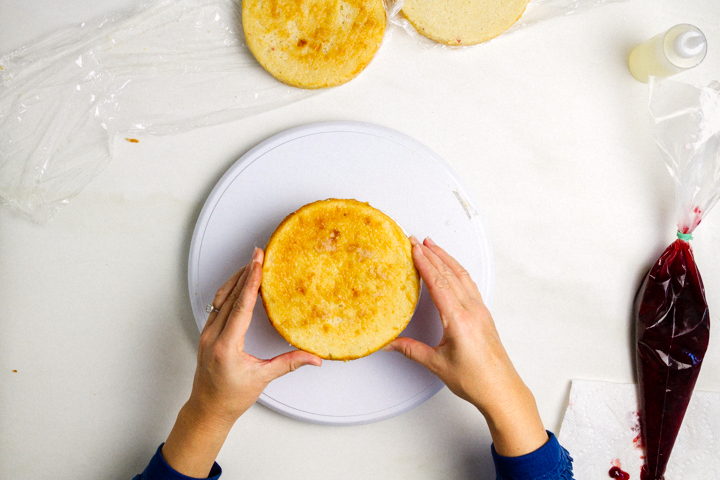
[1,0,720,478]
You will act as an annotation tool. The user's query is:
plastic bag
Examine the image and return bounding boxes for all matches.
[386,0,627,48]
[635,78,720,480]
[0,0,318,223]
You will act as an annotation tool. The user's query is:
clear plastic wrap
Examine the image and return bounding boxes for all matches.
[386,0,627,48]
[0,0,318,222]
[635,78,720,480]
[0,0,626,223]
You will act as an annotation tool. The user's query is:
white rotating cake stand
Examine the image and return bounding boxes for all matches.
[188,121,494,425]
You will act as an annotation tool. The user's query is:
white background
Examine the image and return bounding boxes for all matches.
[1,0,719,478]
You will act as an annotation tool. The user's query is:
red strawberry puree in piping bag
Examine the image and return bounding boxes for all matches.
[635,78,720,480]
[636,236,708,480]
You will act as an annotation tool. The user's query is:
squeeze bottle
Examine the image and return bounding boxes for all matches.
[629,24,707,83]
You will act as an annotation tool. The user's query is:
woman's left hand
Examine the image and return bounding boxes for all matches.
[162,247,322,477]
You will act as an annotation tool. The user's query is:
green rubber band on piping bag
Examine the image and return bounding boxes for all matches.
[677,231,693,241]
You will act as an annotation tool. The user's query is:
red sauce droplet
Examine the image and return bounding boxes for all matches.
[609,466,630,479]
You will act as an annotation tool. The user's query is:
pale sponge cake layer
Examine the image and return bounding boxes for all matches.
[401,0,530,46]
[243,0,386,89]
[261,199,420,360]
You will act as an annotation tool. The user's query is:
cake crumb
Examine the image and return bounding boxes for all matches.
[125,138,140,143]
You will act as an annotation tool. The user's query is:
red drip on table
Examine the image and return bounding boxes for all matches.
[636,239,710,480]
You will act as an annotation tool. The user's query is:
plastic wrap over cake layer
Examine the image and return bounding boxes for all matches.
[0,0,317,223]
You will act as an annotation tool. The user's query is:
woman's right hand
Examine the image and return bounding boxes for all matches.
[385,236,548,457]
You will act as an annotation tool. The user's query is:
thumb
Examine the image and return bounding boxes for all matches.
[262,350,322,381]
[384,337,439,374]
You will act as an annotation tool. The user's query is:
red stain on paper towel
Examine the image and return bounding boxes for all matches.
[609,466,630,479]
[609,460,630,479]
[631,411,644,449]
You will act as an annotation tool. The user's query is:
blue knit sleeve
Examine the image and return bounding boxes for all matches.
[491,431,574,480]
[133,444,222,480]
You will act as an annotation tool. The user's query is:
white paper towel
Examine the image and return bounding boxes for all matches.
[558,380,720,479]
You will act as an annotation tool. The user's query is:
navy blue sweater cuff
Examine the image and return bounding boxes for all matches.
[135,444,222,480]
[491,431,574,480]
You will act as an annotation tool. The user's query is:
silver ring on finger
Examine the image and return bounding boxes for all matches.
[205,303,221,314]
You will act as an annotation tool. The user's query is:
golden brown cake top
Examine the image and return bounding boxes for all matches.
[261,199,420,360]
[243,0,386,89]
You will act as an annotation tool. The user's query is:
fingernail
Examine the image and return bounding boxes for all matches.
[381,344,395,352]
[413,244,425,256]
[409,235,419,246]
[424,236,436,247]
[252,247,261,263]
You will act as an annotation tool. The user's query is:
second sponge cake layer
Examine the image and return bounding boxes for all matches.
[402,0,530,46]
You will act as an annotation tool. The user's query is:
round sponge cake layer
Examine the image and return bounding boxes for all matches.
[243,0,386,89]
[261,199,420,360]
[402,0,530,46]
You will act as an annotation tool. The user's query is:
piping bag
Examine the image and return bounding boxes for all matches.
[635,78,720,480]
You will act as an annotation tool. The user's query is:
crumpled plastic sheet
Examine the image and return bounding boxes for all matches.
[0,0,318,223]
[1,0,626,223]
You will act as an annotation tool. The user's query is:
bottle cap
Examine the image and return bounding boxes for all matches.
[673,30,706,59]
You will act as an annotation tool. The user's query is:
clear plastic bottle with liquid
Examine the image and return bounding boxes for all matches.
[628,24,707,83]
